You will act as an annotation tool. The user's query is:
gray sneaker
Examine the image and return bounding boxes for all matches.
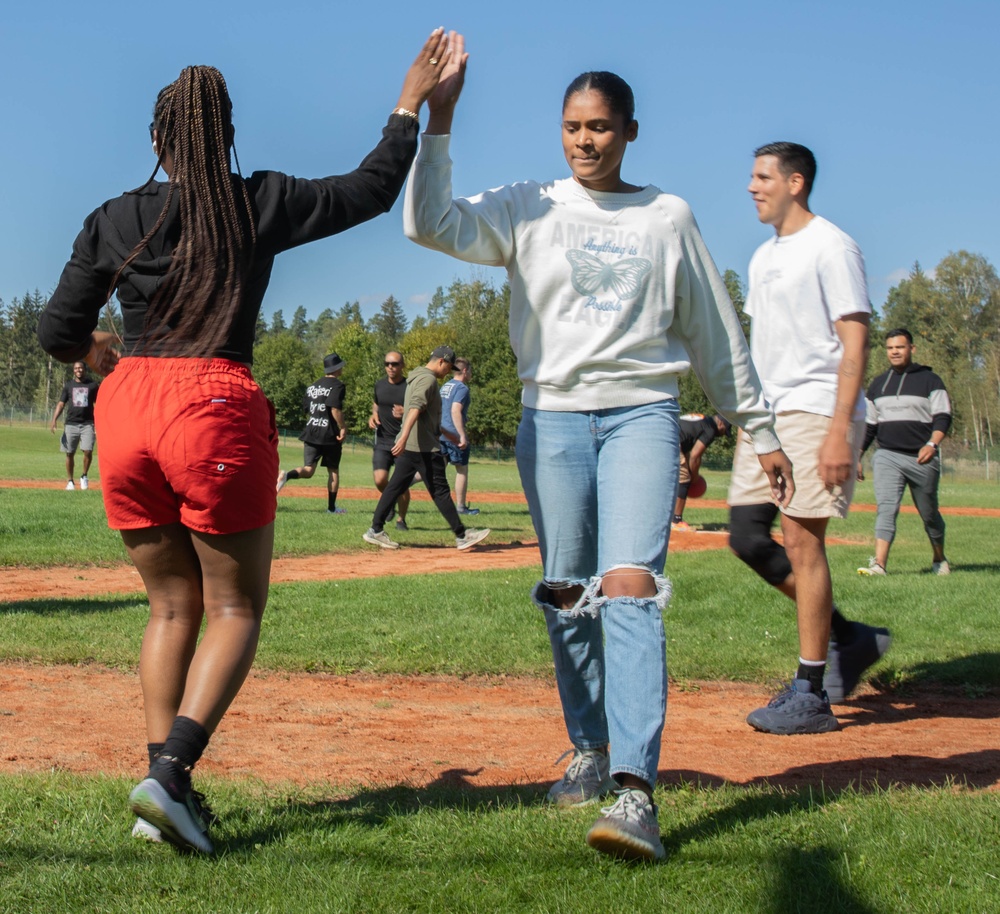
[546,748,617,807]
[586,788,665,861]
[456,528,490,550]
[746,679,838,735]
[363,528,400,550]
[395,519,409,532]
[275,470,288,494]
[932,560,951,576]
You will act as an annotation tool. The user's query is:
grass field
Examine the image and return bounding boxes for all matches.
[1,424,999,913]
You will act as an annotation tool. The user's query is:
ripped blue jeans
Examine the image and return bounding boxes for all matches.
[515,400,679,787]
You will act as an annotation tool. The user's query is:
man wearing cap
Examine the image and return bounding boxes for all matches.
[276,352,348,514]
[671,413,731,532]
[363,346,490,550]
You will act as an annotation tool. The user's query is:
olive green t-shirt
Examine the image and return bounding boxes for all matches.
[396,365,442,453]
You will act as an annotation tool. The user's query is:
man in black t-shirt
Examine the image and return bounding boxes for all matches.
[276,352,348,514]
[49,361,101,491]
[368,350,411,530]
[672,413,731,531]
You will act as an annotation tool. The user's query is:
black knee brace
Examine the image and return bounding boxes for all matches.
[677,481,690,499]
[729,503,792,585]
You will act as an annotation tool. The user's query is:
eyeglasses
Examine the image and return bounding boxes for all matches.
[384,361,401,367]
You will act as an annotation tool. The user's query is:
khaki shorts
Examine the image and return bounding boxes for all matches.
[678,449,693,485]
[728,411,864,519]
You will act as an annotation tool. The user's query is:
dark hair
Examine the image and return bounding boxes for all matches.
[885,328,913,344]
[563,71,635,124]
[111,65,255,357]
[754,141,817,197]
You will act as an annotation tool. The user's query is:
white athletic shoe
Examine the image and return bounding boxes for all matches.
[65,480,75,491]
[363,528,400,549]
[275,471,288,494]
[546,748,616,807]
[857,557,887,576]
[932,560,951,576]
[132,817,163,842]
[586,788,666,861]
[79,475,89,490]
[456,528,490,550]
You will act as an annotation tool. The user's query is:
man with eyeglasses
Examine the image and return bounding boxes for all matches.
[369,351,412,530]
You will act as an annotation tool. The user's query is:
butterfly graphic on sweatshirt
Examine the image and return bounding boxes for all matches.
[566,249,653,301]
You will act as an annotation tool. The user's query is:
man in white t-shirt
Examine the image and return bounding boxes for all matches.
[728,142,890,735]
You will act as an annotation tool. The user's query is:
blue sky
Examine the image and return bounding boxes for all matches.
[2,1,998,325]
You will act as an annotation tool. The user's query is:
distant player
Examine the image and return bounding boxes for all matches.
[276,352,348,514]
[672,413,731,531]
[49,361,100,490]
[439,357,479,515]
[857,328,952,576]
[369,350,411,530]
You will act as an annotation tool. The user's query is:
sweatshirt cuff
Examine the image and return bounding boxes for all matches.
[416,132,452,162]
[749,427,782,455]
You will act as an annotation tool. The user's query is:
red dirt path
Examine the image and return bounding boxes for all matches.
[2,483,997,794]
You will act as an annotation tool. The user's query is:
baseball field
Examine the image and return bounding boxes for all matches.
[1,425,998,913]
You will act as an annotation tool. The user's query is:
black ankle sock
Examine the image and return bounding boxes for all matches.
[328,492,338,511]
[160,716,209,772]
[673,515,684,524]
[286,469,300,480]
[830,607,854,644]
[147,742,165,769]
[797,661,826,692]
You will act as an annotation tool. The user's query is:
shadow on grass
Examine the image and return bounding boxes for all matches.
[0,594,146,616]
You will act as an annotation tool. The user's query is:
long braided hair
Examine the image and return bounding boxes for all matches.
[110,66,256,357]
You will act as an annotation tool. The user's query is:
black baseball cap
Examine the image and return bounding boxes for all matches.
[430,345,456,367]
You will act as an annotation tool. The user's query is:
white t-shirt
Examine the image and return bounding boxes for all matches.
[746,215,870,420]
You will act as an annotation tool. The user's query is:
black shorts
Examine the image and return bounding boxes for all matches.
[372,443,396,473]
[303,441,342,470]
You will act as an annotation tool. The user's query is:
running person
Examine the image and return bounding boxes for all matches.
[277,352,348,514]
[404,36,793,862]
[36,31,452,854]
[369,350,411,530]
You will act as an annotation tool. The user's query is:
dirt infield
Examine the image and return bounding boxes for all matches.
[2,481,997,794]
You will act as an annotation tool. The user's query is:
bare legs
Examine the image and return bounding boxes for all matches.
[779,514,832,662]
[122,522,274,741]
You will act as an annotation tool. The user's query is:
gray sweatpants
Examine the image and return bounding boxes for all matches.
[871,448,945,546]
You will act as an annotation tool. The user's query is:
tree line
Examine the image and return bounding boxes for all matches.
[3,250,997,452]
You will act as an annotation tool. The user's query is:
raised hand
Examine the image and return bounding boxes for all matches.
[396,28,452,114]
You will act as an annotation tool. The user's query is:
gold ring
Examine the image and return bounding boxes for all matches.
[429,58,439,66]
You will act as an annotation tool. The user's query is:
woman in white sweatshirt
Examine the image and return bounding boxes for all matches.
[404,32,792,862]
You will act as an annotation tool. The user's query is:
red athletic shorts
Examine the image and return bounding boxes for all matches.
[95,357,279,534]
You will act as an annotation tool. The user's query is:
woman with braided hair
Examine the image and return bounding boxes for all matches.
[38,29,452,854]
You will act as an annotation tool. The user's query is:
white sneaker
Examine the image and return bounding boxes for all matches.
[79,476,89,490]
[857,558,887,576]
[65,480,75,491]
[586,788,666,861]
[456,528,490,550]
[275,471,288,494]
[363,528,400,550]
[132,817,163,842]
[932,560,951,576]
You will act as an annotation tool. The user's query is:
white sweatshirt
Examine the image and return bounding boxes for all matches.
[404,134,780,453]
